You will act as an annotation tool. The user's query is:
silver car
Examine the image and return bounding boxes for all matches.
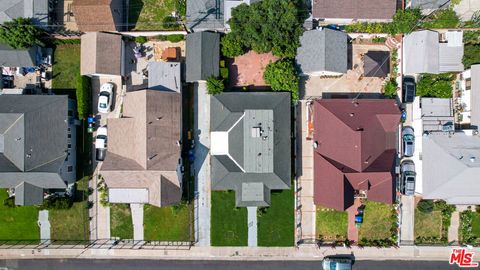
[322,257,352,270]
[401,160,416,196]
[402,126,415,157]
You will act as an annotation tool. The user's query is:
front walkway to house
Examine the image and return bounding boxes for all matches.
[448,209,460,245]
[130,204,144,241]
[297,101,316,243]
[346,198,362,242]
[194,81,212,246]
[400,195,415,244]
[247,207,258,247]
[38,210,50,243]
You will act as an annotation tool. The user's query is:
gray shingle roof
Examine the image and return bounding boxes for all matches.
[363,51,390,77]
[186,0,225,31]
[186,32,220,82]
[210,92,291,207]
[420,98,454,132]
[422,132,480,204]
[148,61,181,92]
[0,43,38,67]
[15,181,44,205]
[0,0,48,25]
[0,95,69,204]
[296,29,348,75]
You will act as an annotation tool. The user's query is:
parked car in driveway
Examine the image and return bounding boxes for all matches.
[95,126,107,161]
[98,83,114,113]
[401,160,416,196]
[402,76,416,103]
[322,257,352,270]
[403,126,415,157]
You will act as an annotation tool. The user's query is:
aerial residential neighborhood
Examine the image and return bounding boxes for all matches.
[0,0,480,269]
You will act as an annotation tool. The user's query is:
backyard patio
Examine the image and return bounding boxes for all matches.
[228,51,278,87]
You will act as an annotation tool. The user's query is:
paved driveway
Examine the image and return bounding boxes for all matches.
[400,195,415,244]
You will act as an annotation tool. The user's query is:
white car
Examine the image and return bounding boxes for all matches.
[95,126,108,161]
[98,83,114,113]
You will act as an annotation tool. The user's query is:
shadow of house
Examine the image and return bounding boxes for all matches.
[127,0,144,30]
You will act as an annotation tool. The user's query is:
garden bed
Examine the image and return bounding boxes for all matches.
[316,207,348,242]
[211,191,248,246]
[0,189,39,241]
[459,209,480,246]
[257,188,294,246]
[110,204,133,239]
[52,44,80,89]
[358,201,397,246]
[143,203,191,241]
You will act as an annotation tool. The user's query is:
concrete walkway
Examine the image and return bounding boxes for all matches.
[400,196,415,244]
[448,211,460,244]
[130,204,144,241]
[194,82,212,246]
[38,210,50,243]
[297,101,316,242]
[247,207,258,247]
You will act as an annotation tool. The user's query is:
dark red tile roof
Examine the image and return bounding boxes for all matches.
[312,0,397,20]
[313,99,400,210]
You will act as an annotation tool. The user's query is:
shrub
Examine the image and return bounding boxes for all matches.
[3,196,15,208]
[417,200,434,213]
[76,75,91,120]
[372,37,387,43]
[134,36,147,44]
[153,35,167,41]
[420,9,460,29]
[54,38,81,45]
[167,34,185,43]
[383,79,397,97]
[463,44,480,69]
[0,17,43,49]
[206,76,225,95]
[389,8,422,35]
[263,59,299,101]
[220,67,229,79]
[162,16,179,29]
[175,0,186,17]
[221,34,245,58]
[476,205,480,213]
[39,197,73,210]
[416,73,454,98]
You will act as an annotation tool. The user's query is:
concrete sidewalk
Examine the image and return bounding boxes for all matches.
[1,245,477,261]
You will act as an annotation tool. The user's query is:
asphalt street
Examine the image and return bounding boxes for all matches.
[0,259,460,270]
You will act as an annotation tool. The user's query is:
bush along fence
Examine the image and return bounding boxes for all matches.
[459,208,480,246]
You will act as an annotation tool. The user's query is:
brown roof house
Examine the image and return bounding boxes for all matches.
[80,32,125,77]
[100,90,183,207]
[312,0,397,23]
[313,99,400,211]
[72,0,124,32]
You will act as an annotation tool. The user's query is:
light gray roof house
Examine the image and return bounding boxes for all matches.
[0,95,69,205]
[0,0,49,26]
[148,62,181,92]
[296,28,348,76]
[186,0,225,31]
[403,30,464,74]
[210,92,291,207]
[422,132,480,205]
[186,32,220,82]
[420,98,454,132]
[0,43,39,67]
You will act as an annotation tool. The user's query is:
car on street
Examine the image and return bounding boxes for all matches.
[402,126,415,157]
[95,126,107,161]
[402,76,416,103]
[322,257,353,270]
[98,83,114,113]
[401,160,416,196]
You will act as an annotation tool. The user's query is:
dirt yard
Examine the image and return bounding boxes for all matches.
[228,51,279,87]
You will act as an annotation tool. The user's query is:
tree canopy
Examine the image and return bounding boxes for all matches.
[263,60,299,101]
[222,0,306,58]
[0,18,43,49]
[416,73,454,98]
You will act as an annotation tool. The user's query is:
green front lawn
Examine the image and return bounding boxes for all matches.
[358,201,396,241]
[129,0,182,30]
[211,191,248,246]
[144,203,191,241]
[316,207,348,241]
[0,189,39,241]
[52,44,80,89]
[110,204,133,239]
[473,213,480,237]
[257,188,294,246]
[414,210,443,240]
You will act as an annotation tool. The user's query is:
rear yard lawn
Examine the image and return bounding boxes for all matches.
[144,203,191,241]
[52,44,80,89]
[316,207,348,241]
[211,191,248,246]
[110,204,134,239]
[414,210,443,240]
[129,0,182,30]
[257,188,294,246]
[358,201,396,241]
[0,189,39,241]
[49,177,90,241]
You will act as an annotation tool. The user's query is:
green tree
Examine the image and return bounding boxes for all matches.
[389,8,422,35]
[421,9,460,29]
[0,17,43,49]
[221,33,245,58]
[263,60,299,100]
[463,44,480,69]
[206,76,225,95]
[76,75,92,120]
[416,73,454,98]
[383,79,398,97]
